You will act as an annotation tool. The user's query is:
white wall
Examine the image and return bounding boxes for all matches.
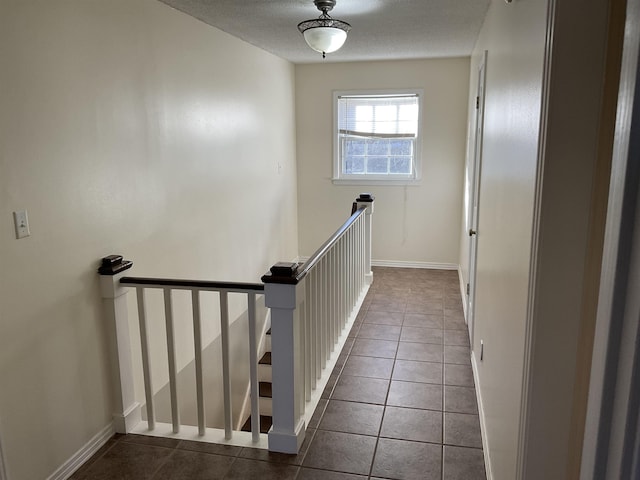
[457,0,548,478]
[458,0,615,478]
[296,59,469,265]
[0,1,298,479]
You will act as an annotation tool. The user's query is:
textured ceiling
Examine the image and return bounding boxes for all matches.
[158,0,491,64]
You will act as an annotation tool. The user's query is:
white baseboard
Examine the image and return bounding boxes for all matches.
[471,354,493,480]
[371,259,459,270]
[47,423,114,480]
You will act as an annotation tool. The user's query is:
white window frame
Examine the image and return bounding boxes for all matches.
[332,89,423,185]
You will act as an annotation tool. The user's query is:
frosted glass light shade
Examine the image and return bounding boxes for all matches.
[303,27,348,54]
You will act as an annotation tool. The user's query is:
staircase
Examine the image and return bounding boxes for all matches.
[241,328,273,433]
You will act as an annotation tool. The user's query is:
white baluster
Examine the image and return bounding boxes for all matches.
[247,292,260,442]
[136,287,155,430]
[163,288,180,433]
[219,291,233,440]
[191,290,205,436]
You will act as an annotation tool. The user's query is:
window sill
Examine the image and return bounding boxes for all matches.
[331,178,422,186]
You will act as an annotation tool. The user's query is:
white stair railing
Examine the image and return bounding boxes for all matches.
[98,193,374,453]
[262,193,374,453]
[99,258,267,447]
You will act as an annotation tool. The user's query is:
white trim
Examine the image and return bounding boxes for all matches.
[371,259,458,270]
[458,264,468,321]
[331,178,422,187]
[46,423,114,480]
[298,256,458,271]
[581,0,640,475]
[516,0,557,477]
[130,422,269,450]
[333,89,424,183]
[472,353,494,480]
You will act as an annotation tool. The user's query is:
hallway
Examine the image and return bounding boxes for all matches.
[70,267,485,479]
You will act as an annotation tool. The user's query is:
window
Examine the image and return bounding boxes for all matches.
[333,90,422,184]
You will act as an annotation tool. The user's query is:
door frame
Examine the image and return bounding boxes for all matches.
[581,0,640,476]
[466,50,488,348]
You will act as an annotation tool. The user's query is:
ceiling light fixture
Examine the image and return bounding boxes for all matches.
[297,0,351,59]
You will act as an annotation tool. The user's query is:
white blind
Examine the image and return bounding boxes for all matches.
[337,94,419,139]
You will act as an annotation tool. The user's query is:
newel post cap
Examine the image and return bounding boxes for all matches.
[98,255,133,276]
[262,262,300,285]
[356,193,375,213]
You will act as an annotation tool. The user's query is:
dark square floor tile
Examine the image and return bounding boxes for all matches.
[357,323,402,341]
[350,338,398,358]
[177,439,242,457]
[369,300,406,313]
[121,434,180,449]
[444,345,471,365]
[303,430,377,475]
[444,295,463,310]
[443,446,486,480]
[364,311,404,326]
[76,441,172,480]
[397,342,443,363]
[332,375,390,404]
[153,449,233,479]
[297,468,367,479]
[392,360,442,384]
[371,291,410,302]
[444,386,479,414]
[387,380,442,410]
[405,302,443,315]
[400,326,443,344]
[403,313,444,329]
[444,364,474,387]
[380,406,442,444]
[444,413,483,448]
[445,317,467,331]
[410,291,444,303]
[342,356,394,379]
[371,438,442,480]
[445,308,465,320]
[224,457,299,479]
[319,400,384,436]
[445,330,470,346]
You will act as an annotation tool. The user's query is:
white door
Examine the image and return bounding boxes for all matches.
[467,51,488,347]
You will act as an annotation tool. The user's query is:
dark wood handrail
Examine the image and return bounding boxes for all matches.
[296,206,366,282]
[120,276,264,293]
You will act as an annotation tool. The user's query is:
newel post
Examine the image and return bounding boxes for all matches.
[356,193,375,284]
[98,255,140,433]
[262,262,306,454]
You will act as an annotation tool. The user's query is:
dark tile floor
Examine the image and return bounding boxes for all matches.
[70,267,486,480]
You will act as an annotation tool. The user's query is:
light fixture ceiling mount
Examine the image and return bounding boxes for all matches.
[297,0,351,59]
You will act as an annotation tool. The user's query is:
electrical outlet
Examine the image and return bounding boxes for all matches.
[13,210,30,239]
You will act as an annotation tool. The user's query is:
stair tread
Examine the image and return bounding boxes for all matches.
[259,352,272,365]
[240,415,272,434]
[259,381,272,398]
